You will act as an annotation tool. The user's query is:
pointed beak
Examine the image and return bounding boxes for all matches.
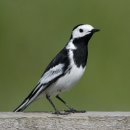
[91,28,100,33]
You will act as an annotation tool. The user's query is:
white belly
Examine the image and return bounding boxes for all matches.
[45,49,86,97]
[46,65,86,97]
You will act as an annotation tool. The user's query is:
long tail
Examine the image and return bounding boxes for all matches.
[14,82,44,112]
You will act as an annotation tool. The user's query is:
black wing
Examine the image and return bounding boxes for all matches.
[14,48,70,112]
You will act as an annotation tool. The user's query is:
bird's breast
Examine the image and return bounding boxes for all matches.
[55,49,86,91]
[55,65,86,91]
[45,65,85,97]
[45,49,86,97]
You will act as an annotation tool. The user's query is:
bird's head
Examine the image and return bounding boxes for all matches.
[71,24,100,39]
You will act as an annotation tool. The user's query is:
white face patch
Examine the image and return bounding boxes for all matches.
[72,24,94,39]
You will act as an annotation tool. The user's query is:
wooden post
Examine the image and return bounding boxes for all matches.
[0,112,130,130]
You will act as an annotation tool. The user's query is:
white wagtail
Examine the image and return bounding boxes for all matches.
[14,24,100,114]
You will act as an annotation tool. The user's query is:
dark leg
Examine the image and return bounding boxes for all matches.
[56,95,86,113]
[46,95,69,115]
[46,95,60,114]
[56,95,73,109]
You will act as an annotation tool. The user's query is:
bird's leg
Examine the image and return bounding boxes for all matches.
[56,95,73,110]
[56,95,86,113]
[46,95,60,114]
[46,95,68,115]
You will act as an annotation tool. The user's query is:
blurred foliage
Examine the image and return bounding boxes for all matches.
[0,0,130,112]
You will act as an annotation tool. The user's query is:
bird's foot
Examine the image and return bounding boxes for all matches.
[64,108,86,113]
[53,111,69,115]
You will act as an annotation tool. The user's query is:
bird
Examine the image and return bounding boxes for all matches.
[14,24,100,114]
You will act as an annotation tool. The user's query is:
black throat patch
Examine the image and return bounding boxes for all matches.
[72,34,93,68]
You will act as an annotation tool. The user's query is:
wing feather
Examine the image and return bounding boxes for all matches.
[14,48,69,112]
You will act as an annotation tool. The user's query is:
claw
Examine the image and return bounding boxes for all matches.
[65,108,86,113]
[53,111,70,115]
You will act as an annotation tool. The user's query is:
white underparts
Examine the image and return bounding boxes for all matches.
[46,48,86,97]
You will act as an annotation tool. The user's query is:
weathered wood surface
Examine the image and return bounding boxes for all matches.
[0,112,130,130]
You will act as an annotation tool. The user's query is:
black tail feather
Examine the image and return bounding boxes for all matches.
[14,83,43,112]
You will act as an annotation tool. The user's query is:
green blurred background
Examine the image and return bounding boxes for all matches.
[0,0,130,112]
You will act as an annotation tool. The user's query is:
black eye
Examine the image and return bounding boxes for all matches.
[79,29,83,33]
